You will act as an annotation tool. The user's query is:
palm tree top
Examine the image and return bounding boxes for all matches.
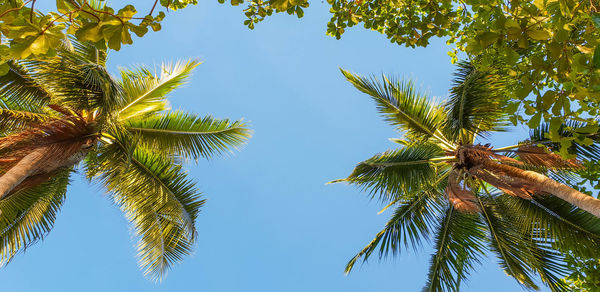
[335,62,600,291]
[0,40,252,280]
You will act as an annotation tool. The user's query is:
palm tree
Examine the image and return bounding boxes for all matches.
[0,40,251,280]
[334,62,600,291]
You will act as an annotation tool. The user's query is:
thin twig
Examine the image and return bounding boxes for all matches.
[149,0,159,16]
[30,0,36,22]
[83,2,124,24]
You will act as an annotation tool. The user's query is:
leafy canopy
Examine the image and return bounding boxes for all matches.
[234,0,600,158]
[0,0,208,73]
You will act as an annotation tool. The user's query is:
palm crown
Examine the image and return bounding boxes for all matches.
[0,40,251,280]
[336,62,600,291]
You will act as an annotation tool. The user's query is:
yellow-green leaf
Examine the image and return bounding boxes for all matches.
[527,29,551,40]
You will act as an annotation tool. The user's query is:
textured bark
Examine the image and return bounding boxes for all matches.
[521,169,600,218]
[480,162,600,218]
[0,146,52,200]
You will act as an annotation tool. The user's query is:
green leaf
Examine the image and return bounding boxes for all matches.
[593,46,600,69]
[87,131,204,281]
[592,13,600,29]
[527,29,551,41]
[75,22,104,43]
[0,168,71,266]
[443,61,509,143]
[118,60,201,120]
[423,206,486,292]
[549,117,562,139]
[125,111,252,160]
[528,113,542,128]
[340,69,446,140]
[337,143,447,202]
[56,0,79,14]
[345,190,440,274]
[0,60,51,112]
[117,5,137,19]
[0,63,8,76]
[476,195,540,290]
[541,90,556,110]
[477,31,499,47]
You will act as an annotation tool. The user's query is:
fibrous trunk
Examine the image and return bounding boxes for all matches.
[0,116,96,200]
[519,169,600,218]
[0,146,53,200]
[480,162,600,218]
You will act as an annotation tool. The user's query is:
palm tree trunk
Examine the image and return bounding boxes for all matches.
[519,169,600,218]
[0,146,52,200]
[481,162,600,218]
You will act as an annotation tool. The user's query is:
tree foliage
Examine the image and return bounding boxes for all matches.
[0,0,201,72]
[238,0,600,154]
[560,252,600,290]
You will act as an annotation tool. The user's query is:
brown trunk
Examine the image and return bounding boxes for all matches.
[0,146,52,200]
[520,169,600,218]
[479,162,600,218]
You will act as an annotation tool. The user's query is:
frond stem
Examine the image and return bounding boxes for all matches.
[363,156,456,168]
[125,126,244,135]
[477,182,520,279]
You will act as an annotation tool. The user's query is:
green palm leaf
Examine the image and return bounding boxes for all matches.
[442,61,509,143]
[87,130,203,280]
[0,168,71,266]
[340,69,447,142]
[423,206,486,292]
[0,109,52,134]
[345,189,441,274]
[476,194,541,290]
[118,60,201,121]
[0,61,50,112]
[125,111,251,160]
[38,48,123,114]
[507,195,600,259]
[334,143,449,202]
[66,37,108,66]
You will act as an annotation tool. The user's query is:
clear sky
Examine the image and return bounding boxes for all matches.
[0,1,548,291]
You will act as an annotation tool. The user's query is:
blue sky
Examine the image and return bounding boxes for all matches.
[0,1,546,291]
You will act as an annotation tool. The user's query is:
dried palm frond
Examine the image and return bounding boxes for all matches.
[446,170,479,212]
[515,145,580,169]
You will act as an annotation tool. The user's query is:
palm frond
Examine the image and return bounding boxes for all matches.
[447,170,479,213]
[422,206,486,292]
[514,145,580,169]
[341,69,447,141]
[0,61,51,112]
[87,130,203,280]
[335,143,448,202]
[0,168,71,266]
[66,37,108,66]
[0,109,52,134]
[37,49,123,115]
[476,193,541,290]
[118,60,201,121]
[125,111,251,160]
[506,195,600,259]
[527,120,600,162]
[489,194,596,290]
[443,61,509,143]
[345,189,442,274]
